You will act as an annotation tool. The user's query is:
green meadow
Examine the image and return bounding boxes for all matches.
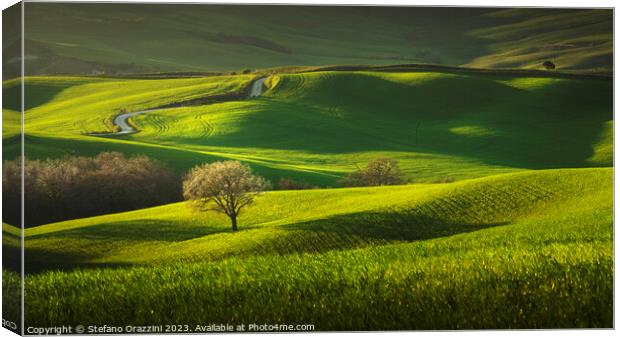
[2,64,613,329]
[1,5,614,329]
[2,69,613,186]
[8,168,614,328]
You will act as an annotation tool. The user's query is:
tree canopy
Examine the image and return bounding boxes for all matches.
[183,161,270,231]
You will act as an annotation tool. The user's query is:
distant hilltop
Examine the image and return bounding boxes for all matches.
[4,5,613,78]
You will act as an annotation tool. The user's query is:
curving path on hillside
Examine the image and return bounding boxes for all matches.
[107,109,159,135]
[249,77,266,98]
[91,77,266,136]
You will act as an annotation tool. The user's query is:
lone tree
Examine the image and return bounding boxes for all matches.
[543,60,556,70]
[183,161,270,231]
[339,157,406,187]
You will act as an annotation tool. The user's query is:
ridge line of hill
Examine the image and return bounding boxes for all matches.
[16,63,611,82]
[306,63,613,79]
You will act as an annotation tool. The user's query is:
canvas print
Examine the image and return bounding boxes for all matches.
[2,2,613,334]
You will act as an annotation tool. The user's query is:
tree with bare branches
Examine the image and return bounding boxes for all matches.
[182,161,270,231]
[338,157,406,187]
[2,152,180,227]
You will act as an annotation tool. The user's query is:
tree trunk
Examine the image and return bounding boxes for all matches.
[230,214,238,232]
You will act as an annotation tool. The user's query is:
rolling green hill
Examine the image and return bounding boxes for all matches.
[2,3,613,330]
[14,167,612,328]
[3,67,612,331]
[3,74,253,135]
[21,168,611,269]
[17,5,612,76]
[3,69,613,187]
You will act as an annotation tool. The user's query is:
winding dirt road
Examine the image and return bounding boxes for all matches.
[92,77,266,136]
[108,109,160,135]
[249,77,266,98]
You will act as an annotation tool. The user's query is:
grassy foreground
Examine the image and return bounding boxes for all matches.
[18,168,612,328]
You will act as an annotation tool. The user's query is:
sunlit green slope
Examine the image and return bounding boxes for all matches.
[4,75,253,135]
[112,71,613,182]
[21,168,612,270]
[20,167,613,328]
[3,70,612,185]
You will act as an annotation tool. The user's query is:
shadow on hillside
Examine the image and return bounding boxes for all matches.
[5,134,338,187]
[28,219,227,242]
[202,73,612,170]
[21,207,508,274]
[283,207,508,245]
[22,219,229,273]
[24,246,136,274]
[3,232,21,273]
[3,80,75,111]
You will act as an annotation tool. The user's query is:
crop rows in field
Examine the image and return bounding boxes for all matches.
[18,168,611,270]
[3,70,612,187]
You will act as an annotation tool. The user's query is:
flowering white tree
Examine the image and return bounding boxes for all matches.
[183,161,270,231]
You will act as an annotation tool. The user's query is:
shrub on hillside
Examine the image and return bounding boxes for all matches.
[338,157,407,187]
[543,60,556,70]
[277,177,316,190]
[2,152,181,227]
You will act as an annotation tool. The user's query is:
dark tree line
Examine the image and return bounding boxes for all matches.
[3,152,181,227]
[3,152,410,230]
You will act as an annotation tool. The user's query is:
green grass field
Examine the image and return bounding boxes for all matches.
[2,53,613,330]
[22,168,611,267]
[11,167,612,328]
[18,5,612,76]
[2,70,613,186]
[1,3,614,331]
